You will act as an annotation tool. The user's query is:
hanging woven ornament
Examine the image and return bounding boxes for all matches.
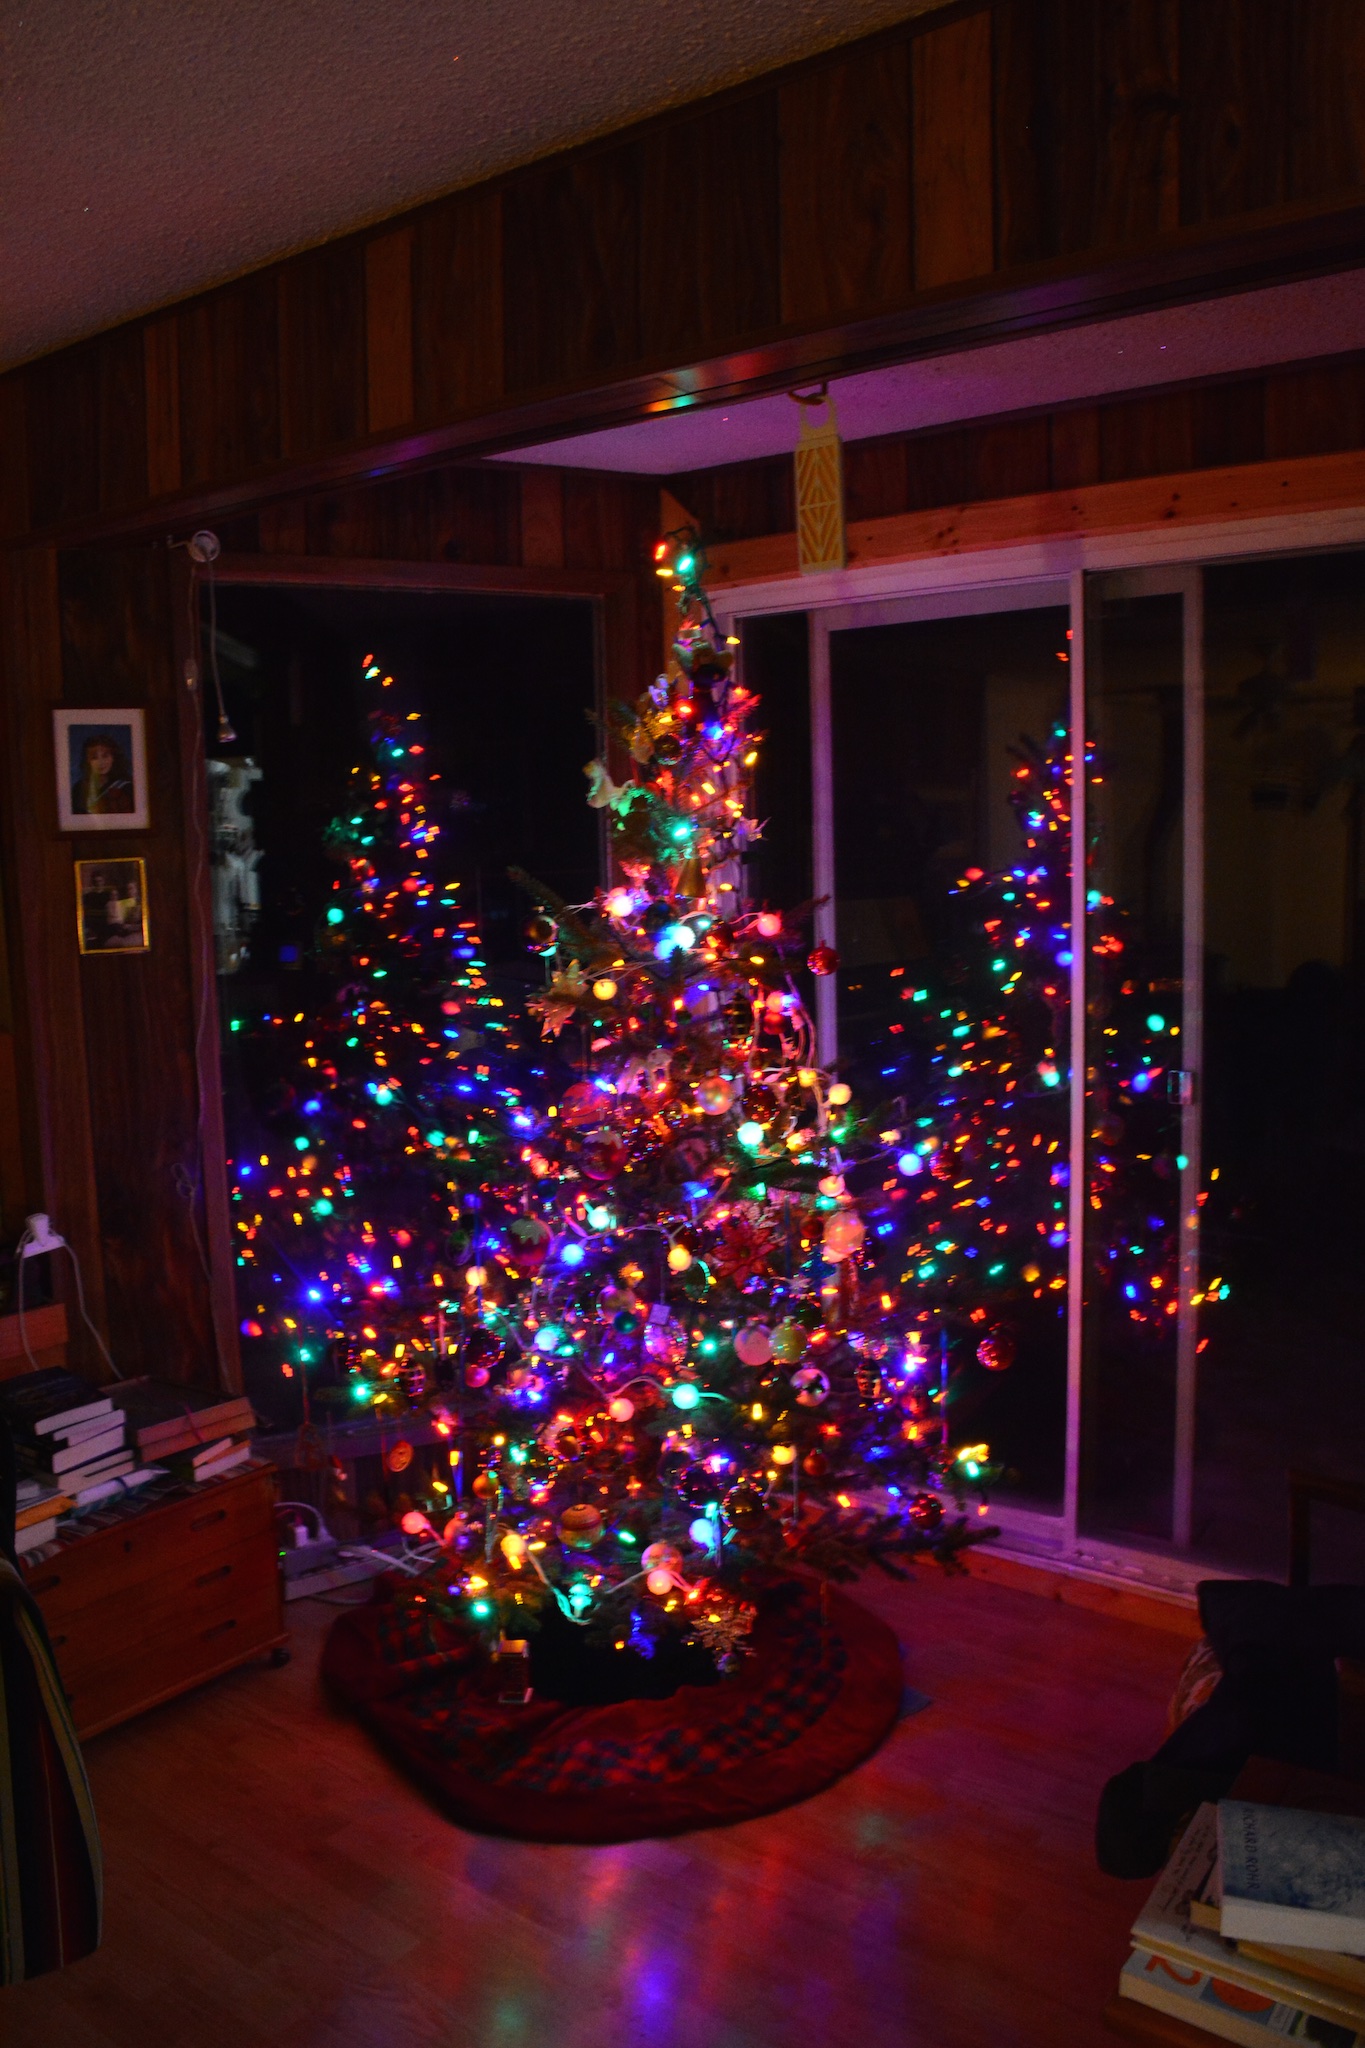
[792,388,846,575]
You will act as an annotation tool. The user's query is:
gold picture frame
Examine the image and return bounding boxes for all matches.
[75,857,149,955]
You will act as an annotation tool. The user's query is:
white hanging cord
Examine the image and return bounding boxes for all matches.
[15,1215,122,1380]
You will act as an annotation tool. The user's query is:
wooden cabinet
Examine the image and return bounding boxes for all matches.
[21,1462,288,1738]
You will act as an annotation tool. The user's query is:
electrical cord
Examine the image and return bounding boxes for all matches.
[15,1217,122,1380]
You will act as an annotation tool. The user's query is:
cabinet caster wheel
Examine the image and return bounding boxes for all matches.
[268,1646,292,1668]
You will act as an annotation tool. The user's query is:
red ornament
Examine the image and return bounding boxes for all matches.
[977,1325,1017,1373]
[560,1081,603,1130]
[909,1490,944,1531]
[807,945,840,976]
[579,1130,627,1183]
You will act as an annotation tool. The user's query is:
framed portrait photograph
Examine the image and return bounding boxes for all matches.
[54,708,149,831]
[75,857,149,955]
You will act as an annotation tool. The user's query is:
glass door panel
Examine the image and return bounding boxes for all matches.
[828,602,1071,1513]
[1079,582,1188,1546]
[1196,549,1365,1575]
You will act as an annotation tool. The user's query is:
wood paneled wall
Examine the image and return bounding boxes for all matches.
[0,545,230,1383]
[670,354,1365,542]
[6,0,1365,547]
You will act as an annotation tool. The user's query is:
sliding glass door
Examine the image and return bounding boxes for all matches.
[1195,551,1365,1576]
[820,587,1074,1518]
[1079,571,1202,1553]
[734,545,1365,1574]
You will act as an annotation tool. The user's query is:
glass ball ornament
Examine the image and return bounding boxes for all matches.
[508,1216,552,1273]
[733,1322,773,1367]
[579,1130,627,1182]
[821,1209,866,1263]
[771,1443,798,1467]
[471,1471,501,1502]
[607,1395,635,1422]
[801,1449,829,1478]
[755,912,782,938]
[722,1481,767,1529]
[807,945,840,976]
[826,1081,852,1108]
[791,1365,830,1407]
[643,1312,688,1366]
[695,1073,737,1115]
[909,1490,944,1532]
[560,1081,604,1130]
[558,1503,604,1550]
[770,1320,806,1365]
[641,1541,683,1575]
[977,1325,1017,1373]
[526,914,558,954]
[592,977,618,1001]
[464,1360,491,1389]
[679,1464,722,1509]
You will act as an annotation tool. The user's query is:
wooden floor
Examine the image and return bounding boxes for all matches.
[5,1565,1187,2048]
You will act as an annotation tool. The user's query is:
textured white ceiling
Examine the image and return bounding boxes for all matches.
[0,0,938,371]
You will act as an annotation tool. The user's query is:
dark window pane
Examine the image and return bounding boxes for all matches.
[1196,549,1365,1575]
[830,605,1071,1511]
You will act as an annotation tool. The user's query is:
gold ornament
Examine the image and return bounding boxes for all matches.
[558,1503,604,1550]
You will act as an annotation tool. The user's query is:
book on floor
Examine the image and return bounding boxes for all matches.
[1238,1944,1365,2002]
[1220,1801,1365,1955]
[15,1519,57,1557]
[1130,1805,1365,2031]
[1120,1945,1363,2046]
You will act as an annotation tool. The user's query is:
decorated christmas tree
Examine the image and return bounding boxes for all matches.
[228,657,532,1421]
[410,536,992,1671]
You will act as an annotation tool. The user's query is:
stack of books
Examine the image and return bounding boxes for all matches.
[15,1475,75,1557]
[1118,1797,1365,2045]
[0,1369,147,1528]
[111,1383,257,1484]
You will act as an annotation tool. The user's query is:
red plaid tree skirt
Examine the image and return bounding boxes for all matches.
[322,1574,904,1842]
